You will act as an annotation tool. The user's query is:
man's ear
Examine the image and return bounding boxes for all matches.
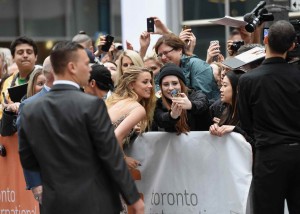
[90,79,96,87]
[263,36,268,45]
[67,61,76,74]
[288,42,296,52]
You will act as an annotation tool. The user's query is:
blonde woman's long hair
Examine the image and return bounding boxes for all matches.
[106,66,156,133]
[26,67,44,98]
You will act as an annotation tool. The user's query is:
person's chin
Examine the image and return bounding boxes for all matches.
[19,64,34,71]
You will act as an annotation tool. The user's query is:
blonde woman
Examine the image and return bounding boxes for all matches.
[26,67,46,99]
[106,66,156,169]
[115,50,144,86]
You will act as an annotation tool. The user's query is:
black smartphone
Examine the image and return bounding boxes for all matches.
[147,18,155,33]
[101,35,114,52]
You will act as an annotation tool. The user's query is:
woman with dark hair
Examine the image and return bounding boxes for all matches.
[154,63,211,134]
[209,69,251,141]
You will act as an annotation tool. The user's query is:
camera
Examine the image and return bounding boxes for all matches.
[230,40,244,52]
[243,1,274,33]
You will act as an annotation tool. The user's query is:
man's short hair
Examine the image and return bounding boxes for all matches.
[268,20,296,54]
[50,41,84,75]
[10,36,38,57]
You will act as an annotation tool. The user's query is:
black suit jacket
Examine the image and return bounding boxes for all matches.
[19,84,140,214]
[238,57,300,148]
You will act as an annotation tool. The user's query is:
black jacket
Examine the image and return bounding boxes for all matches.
[154,89,212,132]
[238,57,300,148]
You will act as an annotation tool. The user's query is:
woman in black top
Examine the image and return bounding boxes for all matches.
[209,69,253,143]
[154,63,211,134]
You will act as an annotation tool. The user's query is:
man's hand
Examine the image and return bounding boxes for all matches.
[32,185,43,204]
[130,198,144,214]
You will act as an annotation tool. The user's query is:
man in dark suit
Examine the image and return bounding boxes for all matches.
[238,20,300,214]
[18,41,144,214]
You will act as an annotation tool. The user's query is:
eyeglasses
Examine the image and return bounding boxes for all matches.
[157,49,174,58]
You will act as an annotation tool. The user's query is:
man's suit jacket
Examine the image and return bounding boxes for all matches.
[17,86,49,190]
[18,84,140,214]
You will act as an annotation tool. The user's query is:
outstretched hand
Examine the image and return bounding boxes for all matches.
[171,93,192,110]
[179,29,196,56]
[151,16,171,35]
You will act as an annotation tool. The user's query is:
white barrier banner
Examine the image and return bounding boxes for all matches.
[126,131,253,214]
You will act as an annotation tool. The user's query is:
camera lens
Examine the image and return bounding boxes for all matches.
[230,41,244,52]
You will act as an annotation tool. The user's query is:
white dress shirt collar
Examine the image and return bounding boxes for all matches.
[53,80,80,89]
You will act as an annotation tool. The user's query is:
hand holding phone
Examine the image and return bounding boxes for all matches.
[147,18,155,33]
[182,25,191,31]
[101,35,114,52]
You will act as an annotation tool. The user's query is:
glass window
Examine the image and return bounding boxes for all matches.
[0,0,19,36]
[183,0,262,20]
[190,26,225,60]
[230,1,261,17]
[22,0,66,37]
[183,1,225,20]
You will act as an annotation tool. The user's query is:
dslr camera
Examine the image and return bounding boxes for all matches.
[230,40,245,52]
[243,1,274,33]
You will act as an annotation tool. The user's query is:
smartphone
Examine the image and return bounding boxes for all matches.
[171,89,180,97]
[263,28,269,38]
[101,35,114,52]
[210,40,219,62]
[147,18,155,33]
[182,25,191,31]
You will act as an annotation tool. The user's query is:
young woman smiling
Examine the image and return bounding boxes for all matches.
[153,63,211,134]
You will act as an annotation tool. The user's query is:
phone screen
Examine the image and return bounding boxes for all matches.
[147,18,155,32]
[263,28,269,38]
